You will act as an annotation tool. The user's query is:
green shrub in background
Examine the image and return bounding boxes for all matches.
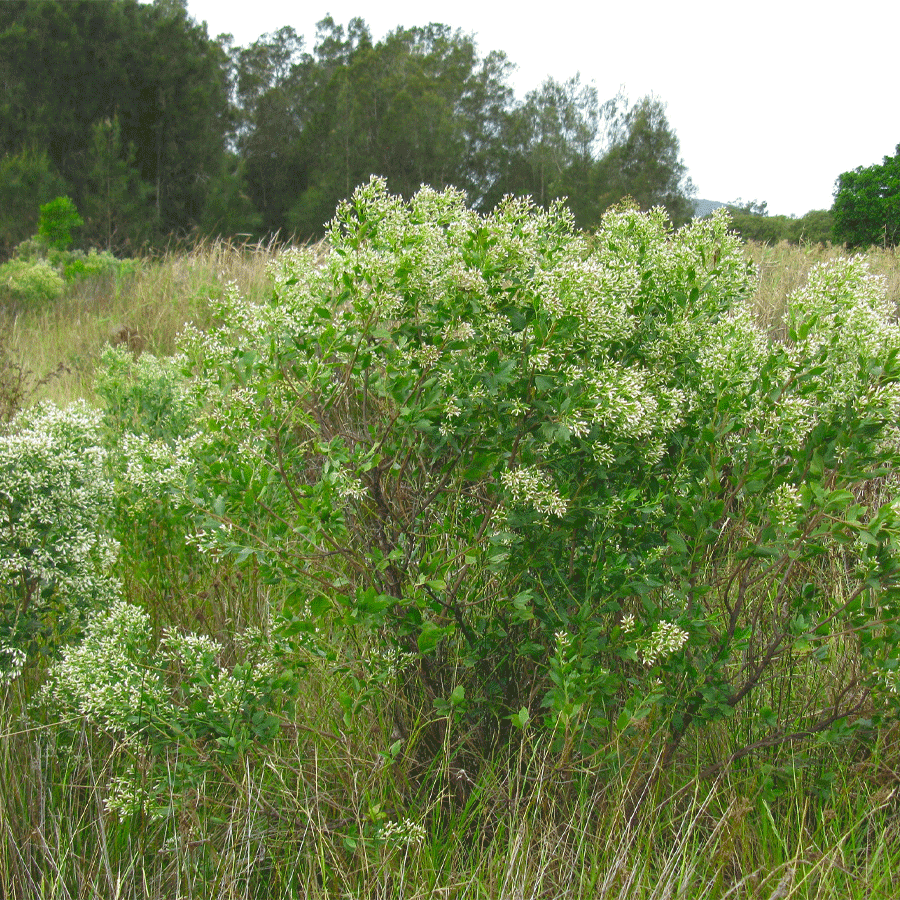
[0,257,66,305]
[56,246,137,283]
[176,178,900,785]
[37,196,83,251]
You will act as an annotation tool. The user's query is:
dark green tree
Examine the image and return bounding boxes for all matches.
[82,116,153,252]
[234,18,516,239]
[0,0,231,242]
[492,75,599,216]
[230,25,313,235]
[0,147,68,258]
[593,95,695,225]
[833,145,900,248]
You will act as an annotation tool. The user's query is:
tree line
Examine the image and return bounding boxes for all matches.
[3,0,895,257]
[0,0,695,257]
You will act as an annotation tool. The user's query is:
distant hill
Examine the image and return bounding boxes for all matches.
[693,198,728,218]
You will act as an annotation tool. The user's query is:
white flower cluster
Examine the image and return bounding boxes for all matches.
[1,401,120,646]
[639,620,689,667]
[119,432,198,498]
[881,667,900,696]
[38,600,166,732]
[40,600,280,741]
[768,483,802,529]
[500,466,568,518]
[380,818,426,847]
[0,643,26,685]
[367,646,418,678]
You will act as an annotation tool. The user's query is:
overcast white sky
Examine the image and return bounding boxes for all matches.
[183,0,898,217]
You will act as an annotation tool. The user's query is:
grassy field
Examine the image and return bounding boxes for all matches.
[2,234,900,899]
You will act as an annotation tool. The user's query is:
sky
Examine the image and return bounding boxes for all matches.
[183,0,898,217]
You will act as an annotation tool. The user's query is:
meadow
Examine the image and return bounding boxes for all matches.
[2,192,900,900]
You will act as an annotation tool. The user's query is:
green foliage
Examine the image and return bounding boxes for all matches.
[0,148,68,259]
[0,0,230,241]
[724,199,834,245]
[178,179,900,776]
[2,3,698,244]
[83,116,154,253]
[592,94,696,225]
[1,232,138,307]
[833,143,900,248]
[232,21,695,239]
[0,257,66,305]
[37,196,83,251]
[0,402,119,659]
[55,247,138,283]
[95,346,198,442]
[38,599,294,818]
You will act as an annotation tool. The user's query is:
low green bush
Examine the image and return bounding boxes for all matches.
[0,257,66,305]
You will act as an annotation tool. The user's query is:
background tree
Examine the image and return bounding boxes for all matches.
[491,76,598,216]
[82,117,153,252]
[0,0,231,243]
[833,144,900,248]
[722,199,834,245]
[592,95,696,225]
[0,148,68,258]
[1,4,698,245]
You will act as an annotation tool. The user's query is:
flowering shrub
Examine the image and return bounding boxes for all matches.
[178,178,900,774]
[38,599,293,818]
[0,401,119,656]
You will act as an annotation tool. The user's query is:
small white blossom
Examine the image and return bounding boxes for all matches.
[640,620,689,667]
[501,466,568,518]
[380,818,426,847]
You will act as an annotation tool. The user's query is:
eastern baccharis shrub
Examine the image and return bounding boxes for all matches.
[0,401,119,663]
[38,598,292,819]
[0,397,294,815]
[177,178,900,770]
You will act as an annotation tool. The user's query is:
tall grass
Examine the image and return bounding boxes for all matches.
[746,240,900,339]
[2,233,900,898]
[0,236,294,406]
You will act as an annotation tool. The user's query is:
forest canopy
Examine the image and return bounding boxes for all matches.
[0,0,696,255]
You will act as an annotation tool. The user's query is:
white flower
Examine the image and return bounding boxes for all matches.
[640,620,689,667]
[380,818,426,847]
[501,466,568,518]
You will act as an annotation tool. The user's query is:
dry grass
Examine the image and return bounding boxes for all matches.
[745,240,900,339]
[0,236,293,407]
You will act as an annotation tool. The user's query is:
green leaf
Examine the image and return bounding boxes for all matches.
[417,621,446,653]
